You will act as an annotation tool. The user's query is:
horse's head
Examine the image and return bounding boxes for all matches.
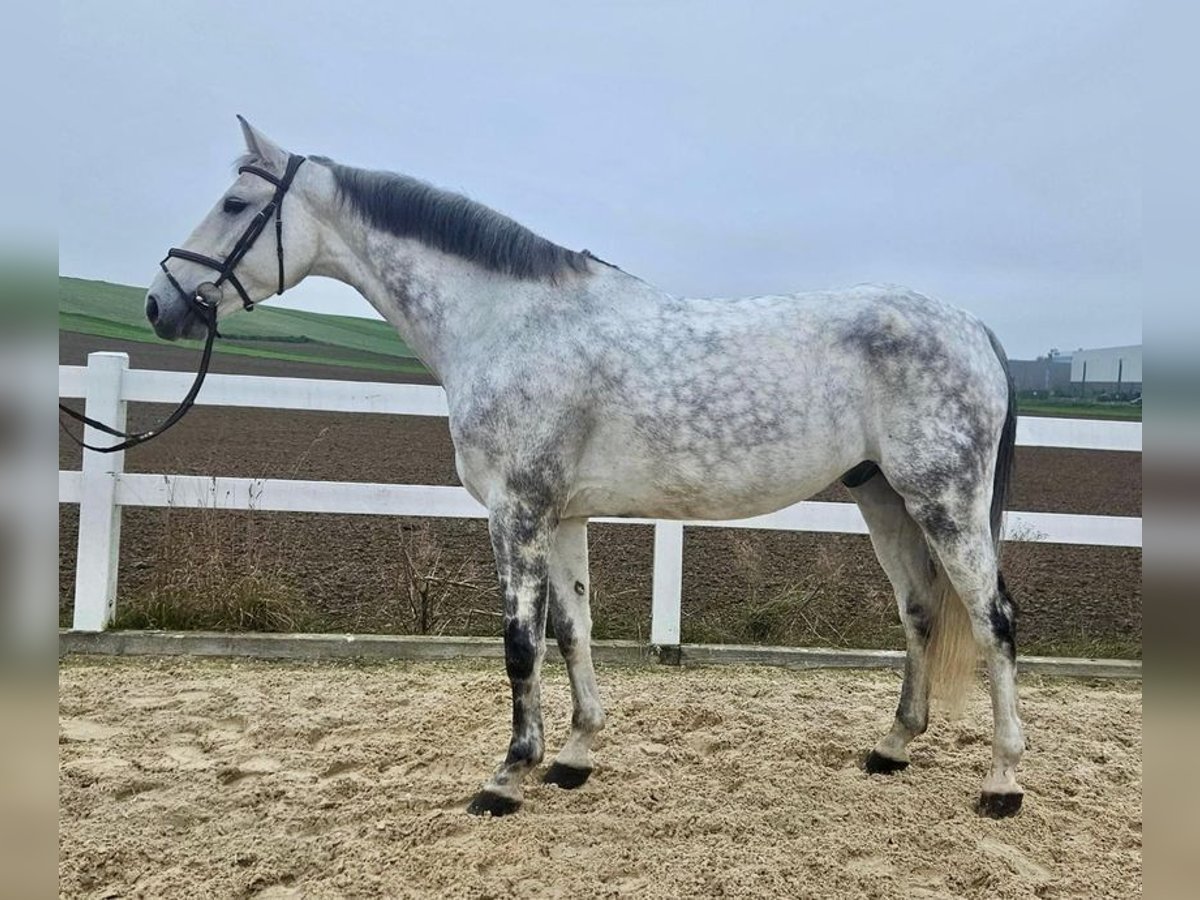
[145,117,318,340]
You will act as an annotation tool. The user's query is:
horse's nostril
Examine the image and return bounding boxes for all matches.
[146,294,160,324]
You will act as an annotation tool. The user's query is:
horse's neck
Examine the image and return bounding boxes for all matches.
[311,216,547,384]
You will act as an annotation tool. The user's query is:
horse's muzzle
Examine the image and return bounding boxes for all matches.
[147,295,207,341]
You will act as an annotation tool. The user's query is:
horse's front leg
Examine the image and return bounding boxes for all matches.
[543,518,605,789]
[467,496,557,817]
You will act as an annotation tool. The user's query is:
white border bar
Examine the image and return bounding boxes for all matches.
[113,474,487,518]
[1016,416,1141,452]
[123,369,450,417]
[56,473,1142,548]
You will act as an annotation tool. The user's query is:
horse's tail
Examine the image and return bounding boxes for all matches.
[926,325,1016,715]
[985,326,1018,550]
[926,567,976,716]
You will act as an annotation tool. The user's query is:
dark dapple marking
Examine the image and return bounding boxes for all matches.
[904,596,933,643]
[913,500,961,542]
[503,606,546,772]
[837,301,954,382]
[503,616,538,682]
[548,583,577,656]
[839,306,1000,534]
[990,573,1018,662]
[505,732,542,768]
[479,475,562,815]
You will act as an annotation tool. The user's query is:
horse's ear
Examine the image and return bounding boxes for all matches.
[236,115,287,170]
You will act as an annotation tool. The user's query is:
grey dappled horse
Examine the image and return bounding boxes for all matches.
[146,119,1025,819]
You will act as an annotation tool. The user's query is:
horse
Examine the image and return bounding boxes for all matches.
[144,117,1025,819]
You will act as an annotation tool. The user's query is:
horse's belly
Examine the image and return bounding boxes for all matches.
[563,451,849,521]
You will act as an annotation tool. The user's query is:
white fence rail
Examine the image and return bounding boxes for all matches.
[60,352,1142,638]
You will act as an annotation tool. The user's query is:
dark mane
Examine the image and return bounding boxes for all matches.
[310,156,591,281]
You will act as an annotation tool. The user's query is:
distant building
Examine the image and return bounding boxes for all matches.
[1070,344,1141,396]
[1009,357,1072,394]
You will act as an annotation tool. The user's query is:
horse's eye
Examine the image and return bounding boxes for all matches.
[223,197,249,214]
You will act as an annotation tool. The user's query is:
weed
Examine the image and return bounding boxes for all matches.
[115,502,310,632]
[384,522,498,635]
[684,535,897,648]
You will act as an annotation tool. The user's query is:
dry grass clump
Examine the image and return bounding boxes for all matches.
[683,534,899,648]
[381,522,498,634]
[114,498,311,633]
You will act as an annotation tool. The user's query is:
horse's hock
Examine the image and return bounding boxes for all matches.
[59,656,1142,898]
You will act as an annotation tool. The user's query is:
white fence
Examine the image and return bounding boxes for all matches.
[60,352,1143,638]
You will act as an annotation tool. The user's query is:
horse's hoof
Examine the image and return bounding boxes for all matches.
[543,762,592,789]
[863,750,909,775]
[976,791,1023,818]
[466,790,522,817]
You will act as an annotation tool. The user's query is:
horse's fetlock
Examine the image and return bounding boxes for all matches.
[506,735,544,768]
[898,708,927,738]
[572,706,606,735]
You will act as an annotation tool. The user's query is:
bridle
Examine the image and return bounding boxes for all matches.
[59,154,307,454]
[160,153,306,315]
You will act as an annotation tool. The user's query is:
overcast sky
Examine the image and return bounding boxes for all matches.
[59,0,1138,359]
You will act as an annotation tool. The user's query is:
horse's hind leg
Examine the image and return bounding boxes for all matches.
[543,518,606,789]
[844,465,939,773]
[905,498,1025,818]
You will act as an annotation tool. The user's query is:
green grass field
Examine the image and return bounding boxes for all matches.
[1016,397,1142,421]
[60,276,429,375]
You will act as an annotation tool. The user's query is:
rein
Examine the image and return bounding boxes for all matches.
[59,154,306,454]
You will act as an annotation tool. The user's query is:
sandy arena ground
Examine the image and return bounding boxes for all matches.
[59,657,1141,898]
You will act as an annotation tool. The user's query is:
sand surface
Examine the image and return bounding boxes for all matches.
[59,657,1141,899]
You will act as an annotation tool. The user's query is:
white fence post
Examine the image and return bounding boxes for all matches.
[72,352,128,632]
[651,521,684,649]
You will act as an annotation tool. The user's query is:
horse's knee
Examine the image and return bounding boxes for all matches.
[549,578,590,655]
[503,617,539,680]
